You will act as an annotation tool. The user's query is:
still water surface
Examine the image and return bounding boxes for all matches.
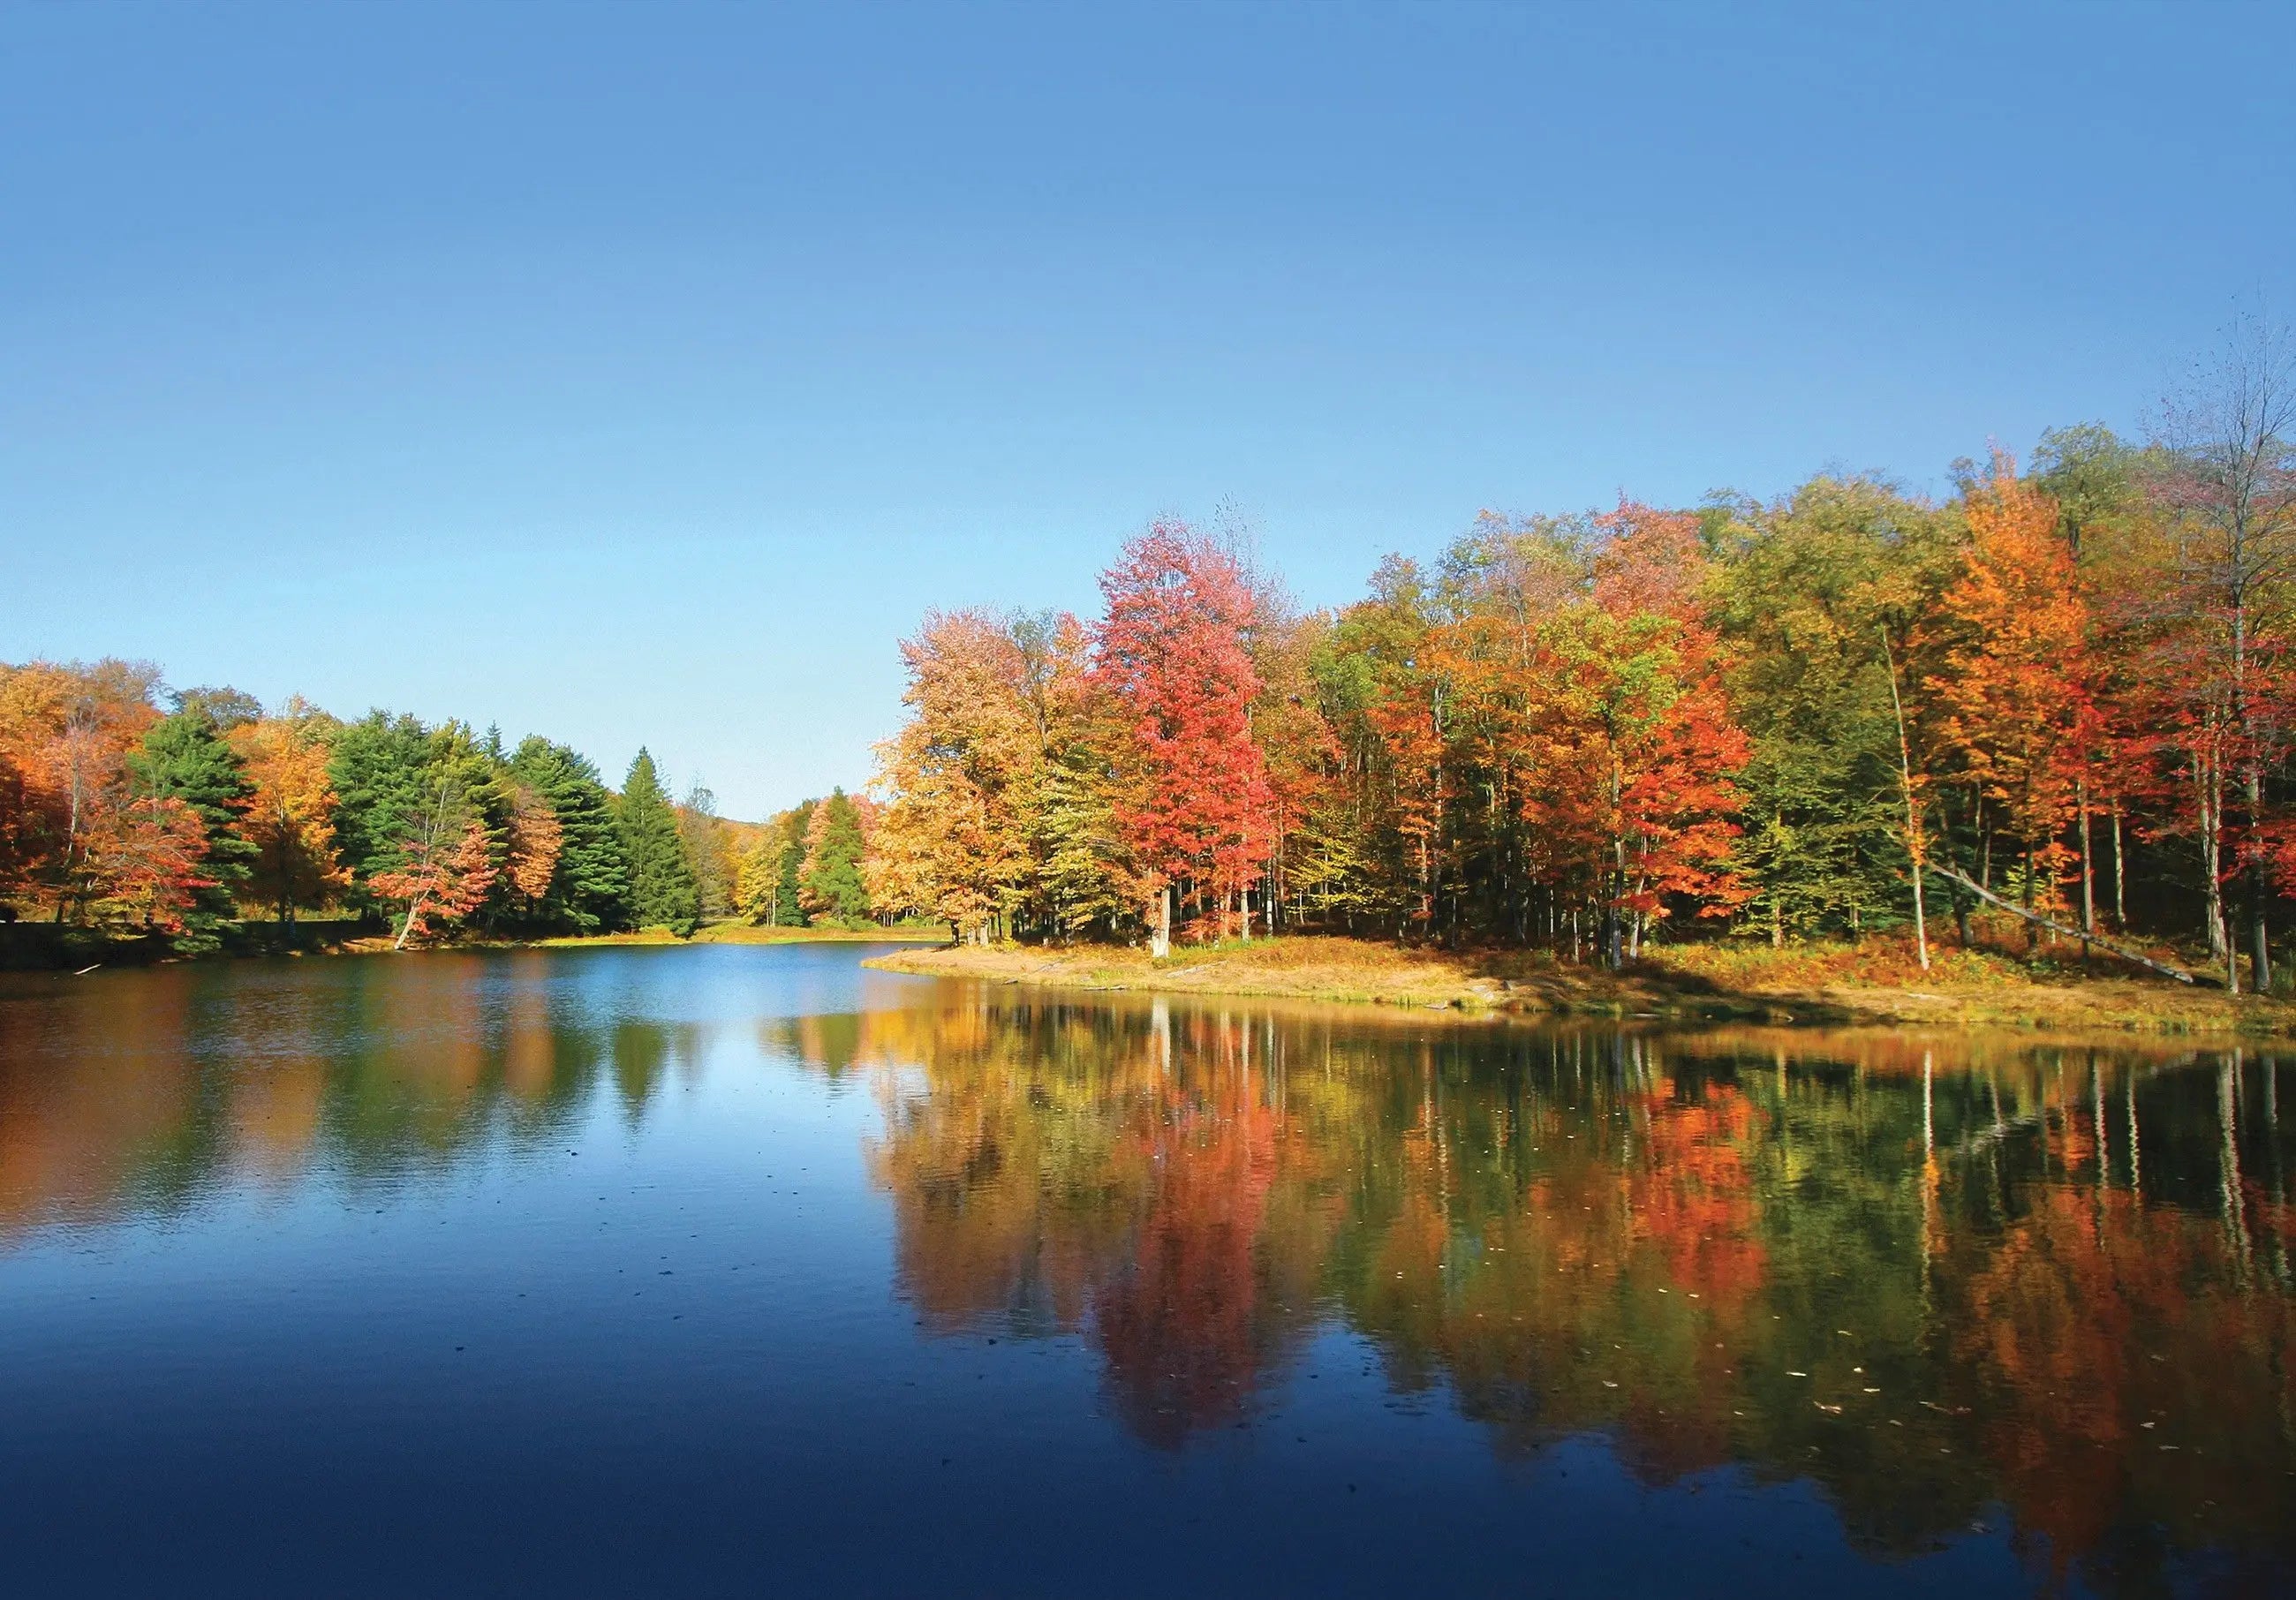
[2,944,2292,1596]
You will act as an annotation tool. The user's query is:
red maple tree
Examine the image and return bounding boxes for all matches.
[1091,523,1274,951]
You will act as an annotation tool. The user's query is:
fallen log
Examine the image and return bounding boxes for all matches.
[1924,864,2200,985]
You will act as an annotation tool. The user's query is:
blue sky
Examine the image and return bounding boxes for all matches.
[5,1,2292,818]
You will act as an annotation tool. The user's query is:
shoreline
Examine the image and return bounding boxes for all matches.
[864,936,2296,1039]
[0,920,946,972]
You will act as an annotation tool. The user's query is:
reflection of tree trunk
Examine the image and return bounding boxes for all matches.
[2125,1070,2141,1198]
[2222,1056,2251,1272]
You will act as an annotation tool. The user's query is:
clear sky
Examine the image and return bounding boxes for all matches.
[6,1,2292,819]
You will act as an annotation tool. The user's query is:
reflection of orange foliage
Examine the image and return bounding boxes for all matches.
[857,999,1324,1446]
[1627,1080,1767,1321]
[502,984,556,1100]
[1097,1068,1282,1446]
[1952,1186,2296,1576]
[230,1057,327,1181]
[0,976,197,1234]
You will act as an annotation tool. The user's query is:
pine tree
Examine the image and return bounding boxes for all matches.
[777,800,815,926]
[798,788,871,924]
[327,711,435,916]
[617,748,700,935]
[510,736,631,933]
[128,704,257,949]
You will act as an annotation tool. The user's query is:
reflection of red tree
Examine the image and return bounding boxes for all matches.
[1626,1082,1767,1322]
[1096,1060,1283,1448]
[1952,1186,2296,1581]
[861,1003,1324,1446]
[1612,1080,1766,1477]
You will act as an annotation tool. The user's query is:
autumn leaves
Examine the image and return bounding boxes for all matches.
[866,508,1755,961]
[868,405,2295,979]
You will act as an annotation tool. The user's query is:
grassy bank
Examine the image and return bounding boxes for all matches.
[865,932,2296,1038]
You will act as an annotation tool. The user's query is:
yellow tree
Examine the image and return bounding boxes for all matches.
[866,609,1042,940]
[227,700,347,922]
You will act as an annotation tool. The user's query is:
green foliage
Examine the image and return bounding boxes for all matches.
[327,713,501,923]
[777,799,815,925]
[2030,423,2150,560]
[128,706,257,950]
[510,736,631,934]
[1025,747,1133,936]
[617,748,700,935]
[170,684,263,731]
[327,712,434,914]
[677,783,736,920]
[1709,478,1958,940]
[800,788,871,924]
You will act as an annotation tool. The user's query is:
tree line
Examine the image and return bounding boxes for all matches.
[0,673,882,948]
[867,317,2296,988]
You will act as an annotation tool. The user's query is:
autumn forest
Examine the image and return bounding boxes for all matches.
[9,324,2295,992]
[0,673,880,954]
[868,324,2296,993]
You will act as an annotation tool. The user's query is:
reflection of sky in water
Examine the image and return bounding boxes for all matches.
[0,946,2289,1597]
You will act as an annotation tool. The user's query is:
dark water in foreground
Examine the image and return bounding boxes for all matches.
[2,946,2292,1597]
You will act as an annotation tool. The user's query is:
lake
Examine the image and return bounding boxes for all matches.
[1,943,2290,1597]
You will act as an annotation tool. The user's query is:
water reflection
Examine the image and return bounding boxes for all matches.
[3,958,2292,1596]
[795,996,2296,1592]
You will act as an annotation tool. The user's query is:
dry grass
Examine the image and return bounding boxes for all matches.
[868,928,2296,1038]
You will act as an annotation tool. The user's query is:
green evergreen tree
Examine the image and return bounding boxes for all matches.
[617,748,700,935]
[799,788,871,924]
[776,799,815,926]
[328,713,502,925]
[510,736,632,933]
[327,711,435,916]
[128,704,258,950]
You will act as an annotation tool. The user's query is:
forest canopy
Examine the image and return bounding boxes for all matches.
[0,677,877,949]
[11,318,2292,986]
[865,317,2296,991]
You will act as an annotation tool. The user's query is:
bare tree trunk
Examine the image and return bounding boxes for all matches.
[2111,801,2126,929]
[2248,763,2272,992]
[1150,883,1171,959]
[2079,782,2095,971]
[2203,748,2237,991]
[1883,627,1929,970]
